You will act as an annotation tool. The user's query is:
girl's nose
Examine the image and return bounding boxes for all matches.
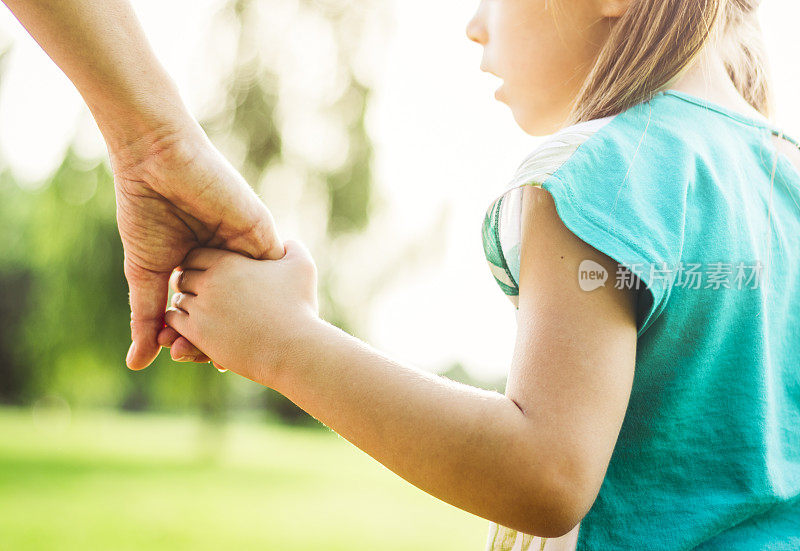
[466,5,488,45]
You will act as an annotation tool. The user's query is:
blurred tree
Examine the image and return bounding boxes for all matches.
[198,0,388,424]
[8,151,162,409]
[0,0,392,423]
[0,48,31,405]
[0,0,455,428]
[0,170,33,404]
[200,0,385,334]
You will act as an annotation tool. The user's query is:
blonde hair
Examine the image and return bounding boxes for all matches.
[558,0,772,126]
[552,0,786,292]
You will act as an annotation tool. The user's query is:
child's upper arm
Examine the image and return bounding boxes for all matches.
[510,184,638,528]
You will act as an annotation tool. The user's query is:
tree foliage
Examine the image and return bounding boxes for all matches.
[0,0,383,422]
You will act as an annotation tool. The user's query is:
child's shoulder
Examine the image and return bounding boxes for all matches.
[507,115,617,191]
[482,94,692,320]
[512,92,699,199]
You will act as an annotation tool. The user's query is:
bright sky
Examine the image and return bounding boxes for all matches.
[0,1,798,383]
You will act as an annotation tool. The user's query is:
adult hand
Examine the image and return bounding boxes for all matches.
[109,118,284,370]
[0,0,284,369]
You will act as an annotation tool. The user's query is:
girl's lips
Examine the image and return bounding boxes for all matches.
[480,63,501,79]
[480,64,504,100]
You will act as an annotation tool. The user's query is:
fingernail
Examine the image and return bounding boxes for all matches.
[126,342,136,367]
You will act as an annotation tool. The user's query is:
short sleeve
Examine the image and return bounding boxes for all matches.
[482,116,618,309]
[482,107,687,337]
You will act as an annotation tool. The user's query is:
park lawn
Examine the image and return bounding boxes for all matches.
[0,407,490,550]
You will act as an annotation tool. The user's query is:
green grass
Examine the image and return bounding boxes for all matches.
[0,407,489,550]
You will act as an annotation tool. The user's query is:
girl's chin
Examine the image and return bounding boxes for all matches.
[494,83,505,101]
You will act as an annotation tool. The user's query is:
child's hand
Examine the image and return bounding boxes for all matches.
[164,240,319,386]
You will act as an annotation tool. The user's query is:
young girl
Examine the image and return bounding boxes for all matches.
[162,0,800,549]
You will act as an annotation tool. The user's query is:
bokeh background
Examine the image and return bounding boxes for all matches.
[0,0,798,549]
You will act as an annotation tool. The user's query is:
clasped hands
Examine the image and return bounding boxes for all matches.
[113,117,319,386]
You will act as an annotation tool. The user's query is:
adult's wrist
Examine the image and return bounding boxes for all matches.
[102,96,211,195]
[93,82,197,159]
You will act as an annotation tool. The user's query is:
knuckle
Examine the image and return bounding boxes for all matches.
[130,314,159,328]
[164,308,180,325]
[184,249,199,266]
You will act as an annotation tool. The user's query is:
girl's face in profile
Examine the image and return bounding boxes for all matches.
[466,0,615,136]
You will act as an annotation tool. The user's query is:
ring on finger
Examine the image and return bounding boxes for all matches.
[177,269,187,292]
[171,292,185,310]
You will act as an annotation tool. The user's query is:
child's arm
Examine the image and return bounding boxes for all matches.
[165,187,638,539]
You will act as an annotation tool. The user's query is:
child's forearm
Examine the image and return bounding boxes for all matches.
[272,317,571,537]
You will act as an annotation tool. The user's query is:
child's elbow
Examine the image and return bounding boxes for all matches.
[514,466,593,538]
[514,499,582,539]
[544,504,586,539]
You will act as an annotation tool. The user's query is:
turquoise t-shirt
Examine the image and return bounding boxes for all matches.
[481,89,800,550]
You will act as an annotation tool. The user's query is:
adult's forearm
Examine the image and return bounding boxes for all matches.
[273,317,569,537]
[2,0,190,149]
